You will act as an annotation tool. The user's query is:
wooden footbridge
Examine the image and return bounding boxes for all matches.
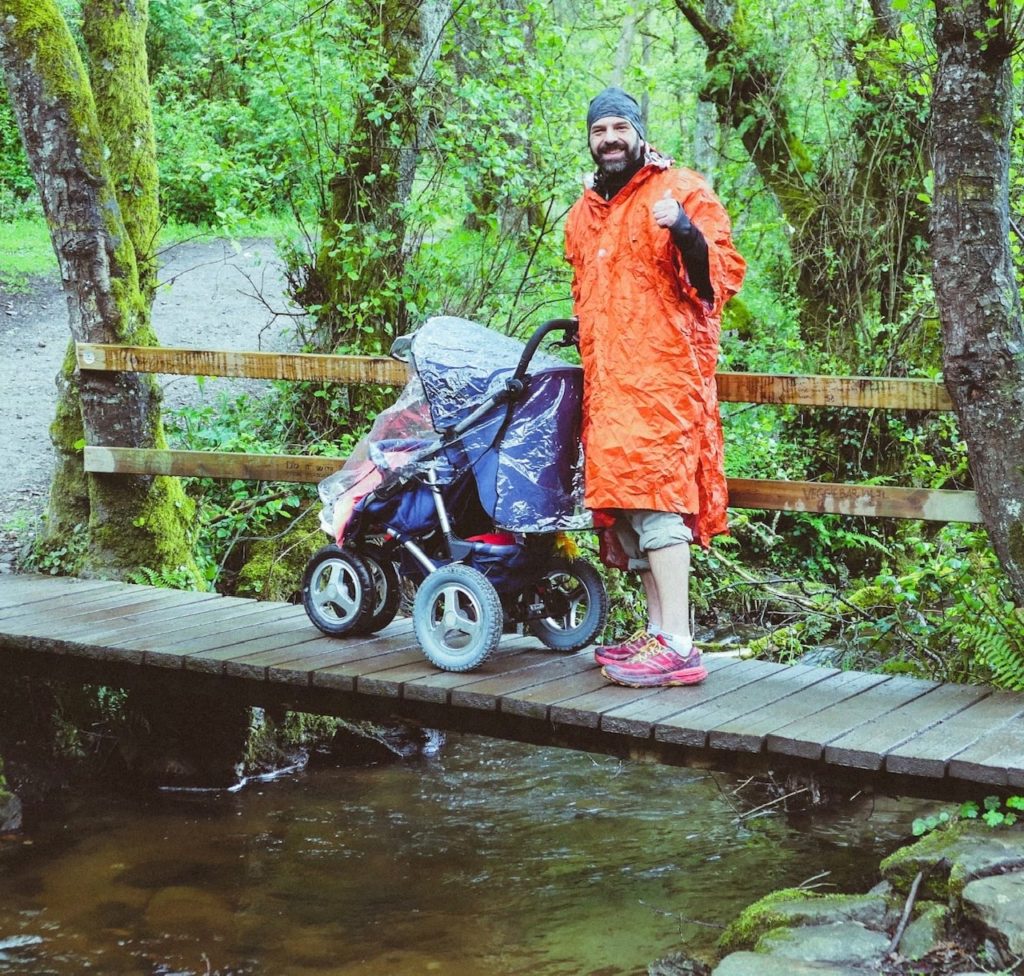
[4,572,1023,802]
[3,338,1010,800]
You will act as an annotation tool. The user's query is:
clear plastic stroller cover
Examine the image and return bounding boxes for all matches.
[318,316,591,540]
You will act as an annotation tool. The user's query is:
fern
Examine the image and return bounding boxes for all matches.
[963,609,1024,691]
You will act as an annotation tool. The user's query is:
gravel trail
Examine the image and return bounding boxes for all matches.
[0,238,296,570]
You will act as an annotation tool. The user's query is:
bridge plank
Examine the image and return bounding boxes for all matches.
[600,656,755,738]
[705,665,849,752]
[167,609,327,669]
[104,602,293,667]
[766,674,933,760]
[450,649,597,710]
[227,619,417,680]
[1,592,258,658]
[0,578,122,609]
[5,576,1024,798]
[885,693,1024,778]
[389,640,549,702]
[500,667,611,719]
[824,683,991,770]
[266,625,417,686]
[0,580,127,617]
[947,717,1024,788]
[656,662,847,748]
[0,588,219,627]
[352,641,541,701]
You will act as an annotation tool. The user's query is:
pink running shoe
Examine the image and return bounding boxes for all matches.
[594,628,654,667]
[601,635,707,687]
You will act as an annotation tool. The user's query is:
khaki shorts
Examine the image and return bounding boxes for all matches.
[614,509,693,571]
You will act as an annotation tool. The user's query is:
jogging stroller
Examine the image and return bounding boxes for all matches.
[301,316,608,672]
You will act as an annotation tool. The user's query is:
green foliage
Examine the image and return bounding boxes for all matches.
[22,520,88,576]
[0,91,36,219]
[913,795,1024,836]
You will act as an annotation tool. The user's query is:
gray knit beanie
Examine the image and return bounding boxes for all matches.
[586,86,645,141]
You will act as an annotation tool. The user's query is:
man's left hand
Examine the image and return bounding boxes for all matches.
[652,190,681,228]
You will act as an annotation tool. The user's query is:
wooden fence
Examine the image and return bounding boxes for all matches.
[75,342,981,524]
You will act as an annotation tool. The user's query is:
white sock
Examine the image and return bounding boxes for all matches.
[658,630,692,652]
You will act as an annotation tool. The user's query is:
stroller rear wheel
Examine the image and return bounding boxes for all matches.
[413,564,503,672]
[302,544,374,636]
[527,557,609,652]
[350,542,402,635]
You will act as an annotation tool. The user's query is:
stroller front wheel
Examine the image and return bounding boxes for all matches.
[302,544,374,636]
[413,564,503,672]
[527,557,609,652]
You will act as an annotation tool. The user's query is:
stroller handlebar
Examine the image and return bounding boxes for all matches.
[512,318,578,388]
[440,318,578,443]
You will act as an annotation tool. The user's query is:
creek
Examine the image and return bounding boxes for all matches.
[0,735,930,976]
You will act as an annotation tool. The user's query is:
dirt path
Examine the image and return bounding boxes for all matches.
[0,238,296,570]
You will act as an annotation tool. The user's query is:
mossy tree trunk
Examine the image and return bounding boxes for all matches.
[0,0,196,580]
[295,0,449,357]
[930,0,1024,603]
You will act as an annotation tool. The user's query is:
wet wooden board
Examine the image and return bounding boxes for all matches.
[600,656,757,738]
[656,662,859,748]
[0,591,264,659]
[704,663,844,752]
[5,573,1024,798]
[765,674,932,760]
[947,713,1024,787]
[222,619,417,680]
[353,640,543,701]
[824,683,992,770]
[0,577,125,618]
[0,585,205,625]
[884,693,1024,779]
[449,650,599,711]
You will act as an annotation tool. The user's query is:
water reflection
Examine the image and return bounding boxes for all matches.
[0,735,926,976]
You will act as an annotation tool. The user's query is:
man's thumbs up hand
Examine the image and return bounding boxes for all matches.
[652,189,682,228]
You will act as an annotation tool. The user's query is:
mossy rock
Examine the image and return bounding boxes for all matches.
[880,821,1024,901]
[235,517,324,602]
[717,889,895,955]
[717,888,824,953]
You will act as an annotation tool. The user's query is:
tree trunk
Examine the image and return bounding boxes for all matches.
[82,0,160,303]
[930,0,1024,602]
[297,0,448,355]
[0,0,196,580]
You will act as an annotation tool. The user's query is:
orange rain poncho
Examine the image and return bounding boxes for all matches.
[564,155,746,546]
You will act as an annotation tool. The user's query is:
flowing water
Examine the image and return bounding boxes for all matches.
[0,735,929,976]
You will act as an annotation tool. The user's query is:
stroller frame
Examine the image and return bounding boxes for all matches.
[301,318,609,672]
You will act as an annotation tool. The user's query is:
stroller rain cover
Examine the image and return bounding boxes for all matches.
[319,316,591,541]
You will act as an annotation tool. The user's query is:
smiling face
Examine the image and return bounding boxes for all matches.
[588,115,643,175]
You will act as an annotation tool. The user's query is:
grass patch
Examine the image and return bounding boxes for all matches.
[0,213,297,291]
[0,218,57,288]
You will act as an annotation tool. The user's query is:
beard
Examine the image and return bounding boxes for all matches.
[591,137,643,176]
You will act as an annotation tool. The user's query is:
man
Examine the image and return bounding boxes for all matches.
[564,86,745,688]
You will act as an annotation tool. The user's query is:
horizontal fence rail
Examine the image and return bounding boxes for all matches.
[76,343,978,523]
[77,344,953,410]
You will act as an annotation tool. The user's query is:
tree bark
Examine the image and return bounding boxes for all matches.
[930,0,1024,601]
[0,0,196,579]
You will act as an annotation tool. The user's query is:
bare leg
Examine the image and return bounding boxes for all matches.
[647,542,691,643]
[639,568,661,631]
